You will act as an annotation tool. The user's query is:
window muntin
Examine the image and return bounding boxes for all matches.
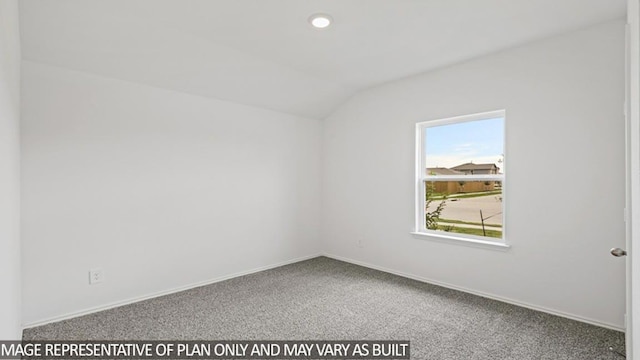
[416,110,505,243]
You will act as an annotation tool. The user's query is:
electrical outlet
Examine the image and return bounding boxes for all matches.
[89,268,104,285]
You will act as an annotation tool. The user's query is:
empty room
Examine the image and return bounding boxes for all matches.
[2,0,640,359]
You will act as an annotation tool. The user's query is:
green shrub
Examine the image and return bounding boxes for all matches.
[425,182,447,230]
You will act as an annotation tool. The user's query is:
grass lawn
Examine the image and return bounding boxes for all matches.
[438,218,502,228]
[436,225,502,239]
[431,190,501,200]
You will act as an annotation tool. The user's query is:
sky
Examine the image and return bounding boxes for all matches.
[425,117,504,171]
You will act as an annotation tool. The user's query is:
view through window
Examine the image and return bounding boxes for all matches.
[417,111,505,242]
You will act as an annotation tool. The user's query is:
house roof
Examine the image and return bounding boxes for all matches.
[451,163,500,171]
[426,167,465,176]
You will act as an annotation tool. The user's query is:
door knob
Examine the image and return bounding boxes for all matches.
[610,248,627,257]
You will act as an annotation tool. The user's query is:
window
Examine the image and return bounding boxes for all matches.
[414,110,507,247]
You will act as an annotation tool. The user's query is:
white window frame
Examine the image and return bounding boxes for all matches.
[412,110,510,250]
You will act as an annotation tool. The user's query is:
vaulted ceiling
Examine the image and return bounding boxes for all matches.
[20,0,626,119]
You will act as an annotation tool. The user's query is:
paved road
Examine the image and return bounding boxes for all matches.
[427,195,503,225]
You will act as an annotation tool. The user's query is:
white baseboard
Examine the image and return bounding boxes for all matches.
[22,253,322,330]
[322,253,625,332]
[24,252,624,333]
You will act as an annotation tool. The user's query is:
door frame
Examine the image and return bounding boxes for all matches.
[627,0,640,358]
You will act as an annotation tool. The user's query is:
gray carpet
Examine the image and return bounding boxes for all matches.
[24,257,625,359]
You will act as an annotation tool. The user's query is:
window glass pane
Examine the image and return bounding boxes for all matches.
[426,180,503,239]
[425,117,504,176]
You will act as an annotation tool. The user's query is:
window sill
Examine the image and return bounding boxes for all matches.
[410,231,511,251]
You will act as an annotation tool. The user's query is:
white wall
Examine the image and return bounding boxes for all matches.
[0,0,21,340]
[21,61,322,325]
[322,20,626,329]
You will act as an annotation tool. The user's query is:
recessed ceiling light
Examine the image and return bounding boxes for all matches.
[309,13,333,29]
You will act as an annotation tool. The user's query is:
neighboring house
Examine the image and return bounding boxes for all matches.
[426,163,501,195]
[426,167,465,176]
[451,162,500,175]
